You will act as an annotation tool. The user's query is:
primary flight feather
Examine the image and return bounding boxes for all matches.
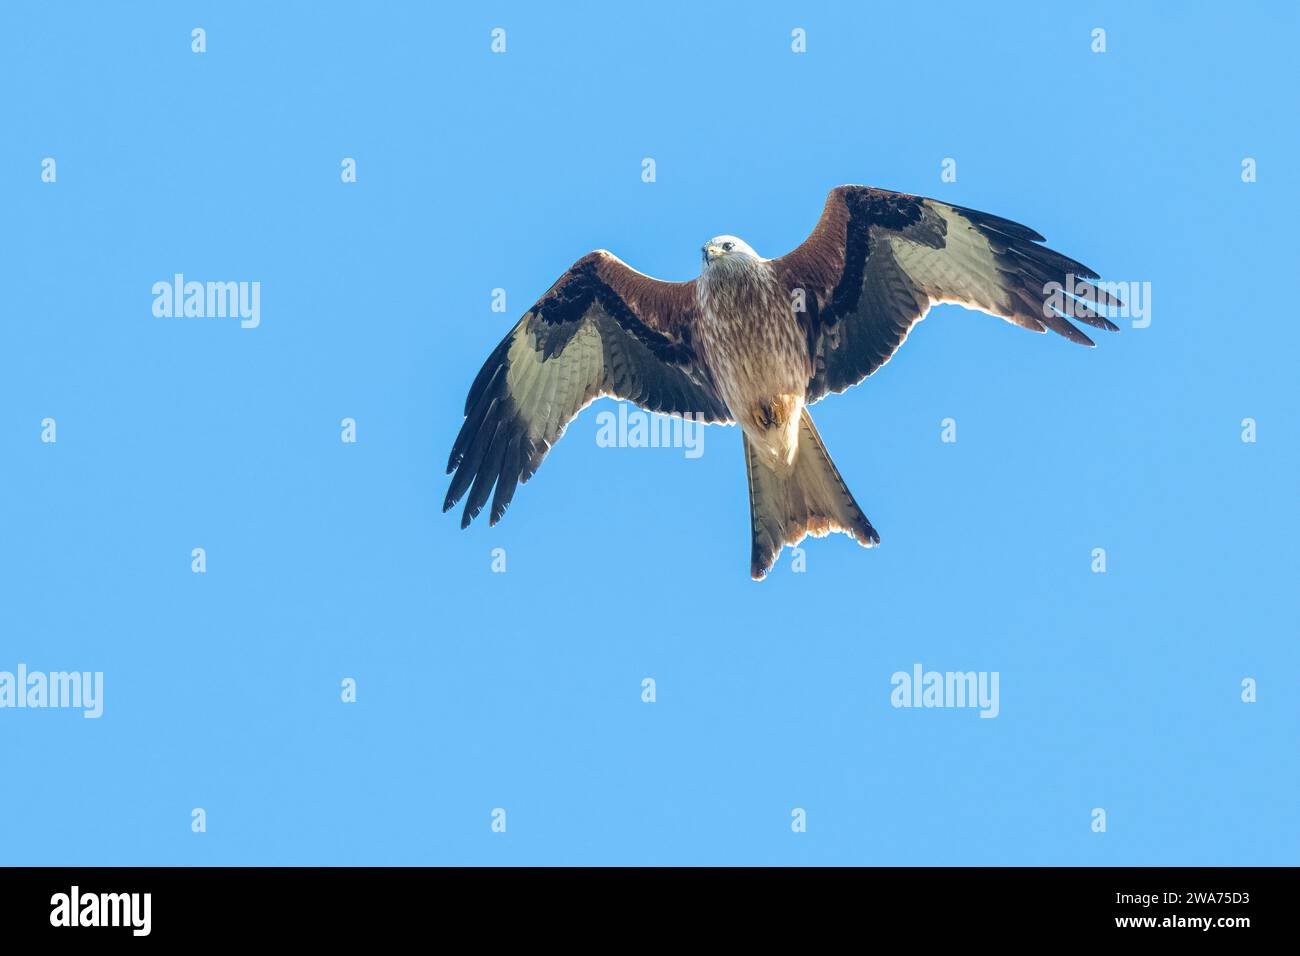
[445,185,1119,579]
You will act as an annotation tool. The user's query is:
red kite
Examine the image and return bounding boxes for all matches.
[446,186,1118,578]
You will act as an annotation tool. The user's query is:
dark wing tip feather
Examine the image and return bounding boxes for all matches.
[1061,298,1120,332]
[949,202,1047,243]
[488,436,525,526]
[987,220,1122,346]
[445,389,535,530]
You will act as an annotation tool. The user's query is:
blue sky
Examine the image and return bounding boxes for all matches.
[1,1,1296,865]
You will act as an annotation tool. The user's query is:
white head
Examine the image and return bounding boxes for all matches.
[701,235,762,271]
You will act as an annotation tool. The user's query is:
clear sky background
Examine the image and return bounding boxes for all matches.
[2,1,1296,865]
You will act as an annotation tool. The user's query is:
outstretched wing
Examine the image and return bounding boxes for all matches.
[769,185,1121,403]
[445,251,730,528]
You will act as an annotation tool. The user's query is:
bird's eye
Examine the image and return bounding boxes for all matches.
[723,242,734,252]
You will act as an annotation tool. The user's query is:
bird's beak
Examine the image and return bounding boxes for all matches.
[702,244,720,263]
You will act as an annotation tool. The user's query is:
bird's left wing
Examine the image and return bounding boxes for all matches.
[445,251,730,528]
[769,185,1121,403]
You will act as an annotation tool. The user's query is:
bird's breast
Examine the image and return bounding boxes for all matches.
[696,262,811,466]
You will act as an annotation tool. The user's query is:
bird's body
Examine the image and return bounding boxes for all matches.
[694,240,808,469]
[444,185,1120,578]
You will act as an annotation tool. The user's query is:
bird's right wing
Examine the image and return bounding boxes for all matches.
[769,185,1122,403]
[445,251,730,528]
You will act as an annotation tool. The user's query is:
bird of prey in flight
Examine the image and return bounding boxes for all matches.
[445,185,1118,579]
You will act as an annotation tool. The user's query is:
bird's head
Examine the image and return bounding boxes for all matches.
[701,235,760,271]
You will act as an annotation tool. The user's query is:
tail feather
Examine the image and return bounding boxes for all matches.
[744,409,878,580]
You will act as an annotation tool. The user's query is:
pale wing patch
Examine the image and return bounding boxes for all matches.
[888,205,1014,320]
[505,319,605,443]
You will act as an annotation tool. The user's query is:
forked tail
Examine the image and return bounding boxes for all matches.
[744,409,878,579]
